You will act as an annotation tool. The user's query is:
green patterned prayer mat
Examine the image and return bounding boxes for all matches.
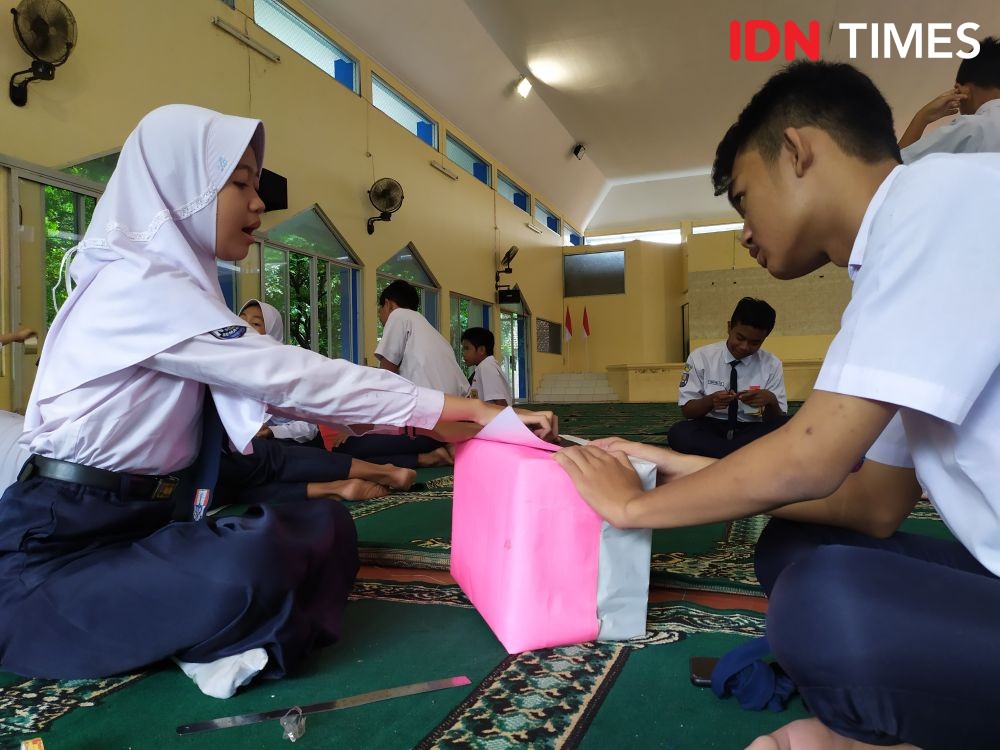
[0,580,808,750]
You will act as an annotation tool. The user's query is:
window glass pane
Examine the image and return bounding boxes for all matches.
[377,246,434,286]
[263,207,355,263]
[497,172,529,213]
[372,75,437,148]
[44,187,87,325]
[60,153,119,187]
[254,0,358,92]
[534,201,560,234]
[217,261,238,312]
[287,252,313,349]
[316,261,329,356]
[263,246,288,338]
[445,134,491,186]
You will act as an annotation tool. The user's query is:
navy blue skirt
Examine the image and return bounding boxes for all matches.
[0,475,358,679]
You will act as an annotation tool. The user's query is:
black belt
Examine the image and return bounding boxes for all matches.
[18,455,180,501]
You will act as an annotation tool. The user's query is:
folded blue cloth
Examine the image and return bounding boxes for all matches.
[710,635,797,712]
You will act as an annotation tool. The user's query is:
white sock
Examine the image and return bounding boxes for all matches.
[175,648,268,699]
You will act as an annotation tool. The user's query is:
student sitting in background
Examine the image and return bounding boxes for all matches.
[461,326,512,406]
[375,280,470,395]
[216,299,417,505]
[898,36,1000,162]
[333,279,467,467]
[668,297,787,458]
[239,299,323,448]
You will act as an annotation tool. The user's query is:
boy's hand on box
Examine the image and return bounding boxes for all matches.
[591,437,715,485]
[553,445,644,528]
[737,389,775,408]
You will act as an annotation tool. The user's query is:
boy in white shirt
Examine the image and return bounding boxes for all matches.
[461,327,512,406]
[669,297,787,458]
[375,280,470,396]
[899,36,1000,162]
[555,61,1000,750]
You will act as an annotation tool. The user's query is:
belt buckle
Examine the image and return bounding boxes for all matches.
[152,476,179,500]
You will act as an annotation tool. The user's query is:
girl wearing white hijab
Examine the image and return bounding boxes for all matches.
[0,104,555,690]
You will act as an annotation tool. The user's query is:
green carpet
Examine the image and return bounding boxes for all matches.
[0,580,807,750]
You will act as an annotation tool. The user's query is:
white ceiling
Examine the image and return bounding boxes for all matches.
[306,0,998,234]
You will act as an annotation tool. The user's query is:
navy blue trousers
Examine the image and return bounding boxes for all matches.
[668,416,787,458]
[218,437,354,505]
[334,434,442,469]
[0,475,358,679]
[756,518,1000,749]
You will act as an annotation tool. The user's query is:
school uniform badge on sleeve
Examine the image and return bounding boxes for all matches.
[679,364,690,387]
[210,325,247,340]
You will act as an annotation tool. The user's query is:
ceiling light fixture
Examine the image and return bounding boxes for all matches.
[516,76,532,98]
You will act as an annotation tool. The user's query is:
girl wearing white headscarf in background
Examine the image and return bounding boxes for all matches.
[0,104,555,697]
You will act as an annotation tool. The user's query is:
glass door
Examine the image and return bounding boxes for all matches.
[6,172,99,412]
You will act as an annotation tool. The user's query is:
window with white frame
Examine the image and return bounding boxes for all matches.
[372,75,437,148]
[253,0,359,93]
[497,172,529,213]
[445,134,491,186]
[564,223,584,246]
[376,244,440,333]
[534,200,560,234]
[449,293,492,376]
[259,206,363,363]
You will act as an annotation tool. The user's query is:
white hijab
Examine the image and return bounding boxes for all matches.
[239,298,283,341]
[25,104,268,448]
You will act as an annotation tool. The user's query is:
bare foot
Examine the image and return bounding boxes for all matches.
[746,718,920,750]
[386,466,417,491]
[307,478,388,501]
[417,446,455,467]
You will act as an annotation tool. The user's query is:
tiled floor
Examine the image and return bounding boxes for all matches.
[357,565,768,614]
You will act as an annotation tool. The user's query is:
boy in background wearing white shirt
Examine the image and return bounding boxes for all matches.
[668,297,787,458]
[461,327,512,406]
[375,280,470,396]
[898,36,1000,162]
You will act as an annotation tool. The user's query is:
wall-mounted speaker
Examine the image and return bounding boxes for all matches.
[498,288,522,305]
[259,168,288,212]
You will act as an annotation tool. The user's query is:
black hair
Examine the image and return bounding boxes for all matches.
[461,327,495,355]
[379,279,420,311]
[712,61,900,202]
[957,37,1000,89]
[731,297,776,333]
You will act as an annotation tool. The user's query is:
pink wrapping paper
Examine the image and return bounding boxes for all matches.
[451,432,605,653]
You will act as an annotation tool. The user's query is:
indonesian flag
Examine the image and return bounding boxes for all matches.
[564,306,573,342]
[582,307,591,338]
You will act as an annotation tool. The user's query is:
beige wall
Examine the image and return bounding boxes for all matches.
[686,230,851,362]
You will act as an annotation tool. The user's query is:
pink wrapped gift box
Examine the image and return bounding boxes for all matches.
[450,410,653,654]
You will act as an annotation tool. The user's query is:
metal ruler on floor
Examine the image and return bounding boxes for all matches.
[176,675,471,735]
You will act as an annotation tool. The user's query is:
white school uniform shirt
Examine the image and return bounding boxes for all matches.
[375,308,470,396]
[0,410,29,491]
[470,355,513,405]
[678,340,787,422]
[901,99,1000,163]
[814,154,1000,575]
[23,331,444,474]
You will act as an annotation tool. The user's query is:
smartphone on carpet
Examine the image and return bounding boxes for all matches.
[689,656,719,687]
